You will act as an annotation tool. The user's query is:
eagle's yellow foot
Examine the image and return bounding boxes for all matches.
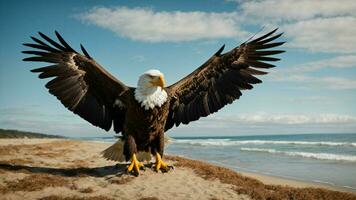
[153,153,173,173]
[127,153,145,176]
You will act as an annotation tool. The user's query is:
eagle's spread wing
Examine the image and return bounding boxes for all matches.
[22,31,129,133]
[165,29,285,131]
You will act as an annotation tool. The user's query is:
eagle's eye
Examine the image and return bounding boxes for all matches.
[148,74,165,87]
[147,74,155,79]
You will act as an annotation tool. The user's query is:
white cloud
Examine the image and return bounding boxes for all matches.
[283,17,356,53]
[284,55,356,73]
[315,76,356,89]
[0,106,113,137]
[211,113,356,125]
[272,74,356,89]
[170,112,356,136]
[131,55,145,62]
[240,0,356,22]
[269,55,356,89]
[288,96,335,105]
[79,7,248,42]
[0,118,111,137]
[237,0,356,53]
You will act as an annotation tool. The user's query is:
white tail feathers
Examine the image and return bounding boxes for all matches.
[101,139,152,162]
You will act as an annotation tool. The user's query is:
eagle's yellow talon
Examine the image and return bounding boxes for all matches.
[127,153,144,176]
[153,153,173,172]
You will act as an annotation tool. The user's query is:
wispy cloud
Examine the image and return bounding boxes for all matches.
[288,96,336,105]
[0,106,74,121]
[283,17,356,53]
[0,118,110,137]
[269,55,356,89]
[171,112,356,135]
[78,7,248,42]
[218,112,356,125]
[0,106,113,137]
[237,0,356,53]
[240,0,356,22]
[271,74,356,90]
[131,55,146,62]
[280,55,356,73]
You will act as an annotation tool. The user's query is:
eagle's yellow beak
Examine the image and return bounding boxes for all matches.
[150,75,166,88]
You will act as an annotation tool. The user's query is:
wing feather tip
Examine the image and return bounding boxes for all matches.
[30,36,39,42]
[54,30,76,52]
[30,68,40,73]
[38,31,46,38]
[22,57,35,62]
[250,28,279,43]
[80,44,92,59]
[22,43,32,47]
[215,44,225,56]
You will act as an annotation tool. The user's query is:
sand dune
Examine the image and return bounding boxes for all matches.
[0,139,355,200]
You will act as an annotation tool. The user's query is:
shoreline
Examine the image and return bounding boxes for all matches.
[165,153,356,194]
[1,138,356,200]
[239,171,355,193]
[205,159,356,193]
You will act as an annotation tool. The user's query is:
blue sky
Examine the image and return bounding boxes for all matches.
[0,0,355,137]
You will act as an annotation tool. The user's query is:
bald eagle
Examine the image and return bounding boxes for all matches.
[22,29,284,175]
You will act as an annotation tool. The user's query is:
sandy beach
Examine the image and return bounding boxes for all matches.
[0,139,355,200]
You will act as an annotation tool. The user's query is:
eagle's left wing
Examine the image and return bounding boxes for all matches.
[165,29,285,131]
[22,31,129,133]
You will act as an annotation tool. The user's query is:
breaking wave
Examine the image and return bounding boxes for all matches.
[240,147,356,162]
[173,139,356,147]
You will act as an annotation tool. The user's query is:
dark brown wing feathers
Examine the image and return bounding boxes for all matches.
[22,31,128,132]
[80,44,92,59]
[165,29,285,130]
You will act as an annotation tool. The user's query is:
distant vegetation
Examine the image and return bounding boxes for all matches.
[0,128,64,138]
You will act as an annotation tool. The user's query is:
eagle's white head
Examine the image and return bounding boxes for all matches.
[134,69,168,110]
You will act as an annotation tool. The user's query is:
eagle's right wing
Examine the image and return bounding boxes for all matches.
[23,31,129,133]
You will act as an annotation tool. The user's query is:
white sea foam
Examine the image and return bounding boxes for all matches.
[173,139,356,147]
[240,147,356,162]
[173,139,231,146]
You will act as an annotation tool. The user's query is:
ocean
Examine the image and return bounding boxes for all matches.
[83,133,356,191]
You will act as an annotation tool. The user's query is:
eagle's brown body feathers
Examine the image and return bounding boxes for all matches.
[23,29,284,164]
[122,89,170,160]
